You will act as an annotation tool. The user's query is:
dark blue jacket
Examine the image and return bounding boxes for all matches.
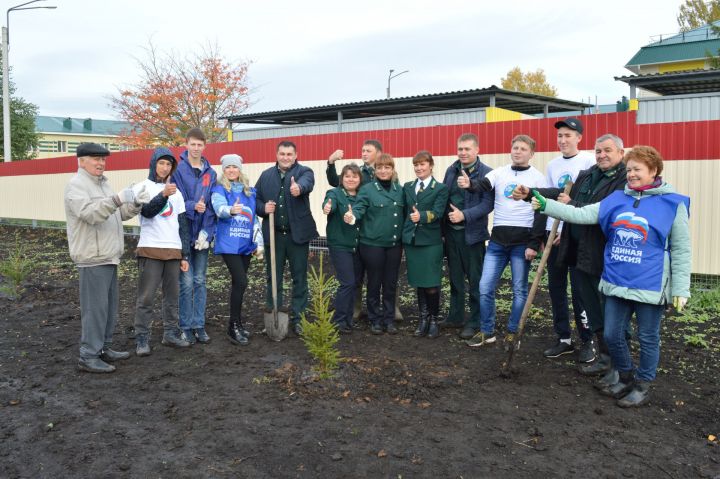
[442,158,494,245]
[171,150,217,242]
[255,161,318,245]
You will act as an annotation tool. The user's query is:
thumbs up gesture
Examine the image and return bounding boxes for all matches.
[323,198,333,215]
[289,176,301,197]
[410,205,420,223]
[328,149,344,164]
[457,169,471,189]
[448,203,464,223]
[230,197,243,215]
[511,184,530,201]
[343,204,356,225]
[162,182,177,197]
[195,195,207,213]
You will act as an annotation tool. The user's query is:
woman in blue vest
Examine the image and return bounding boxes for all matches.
[211,154,264,346]
[532,146,691,407]
[402,151,449,339]
[322,164,362,334]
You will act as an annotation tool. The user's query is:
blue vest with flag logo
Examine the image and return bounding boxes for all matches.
[598,190,689,292]
[213,185,258,255]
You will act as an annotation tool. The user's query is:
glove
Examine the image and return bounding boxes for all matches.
[134,185,151,205]
[531,189,547,211]
[673,296,688,312]
[116,186,136,204]
[194,230,209,250]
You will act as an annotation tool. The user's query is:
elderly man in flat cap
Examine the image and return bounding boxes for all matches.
[64,142,151,373]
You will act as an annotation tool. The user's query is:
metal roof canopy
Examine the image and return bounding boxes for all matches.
[224,86,591,125]
[615,69,720,96]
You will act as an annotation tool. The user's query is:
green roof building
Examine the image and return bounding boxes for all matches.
[34,116,132,159]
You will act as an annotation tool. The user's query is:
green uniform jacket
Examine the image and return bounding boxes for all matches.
[323,187,360,252]
[352,180,404,247]
[402,177,448,246]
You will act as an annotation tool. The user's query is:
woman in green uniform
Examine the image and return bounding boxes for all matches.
[322,164,362,334]
[344,154,404,335]
[402,151,449,339]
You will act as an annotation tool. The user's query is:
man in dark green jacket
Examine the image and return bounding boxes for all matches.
[255,141,318,335]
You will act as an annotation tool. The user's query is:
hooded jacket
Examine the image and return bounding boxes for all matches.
[137,147,191,258]
[171,150,217,242]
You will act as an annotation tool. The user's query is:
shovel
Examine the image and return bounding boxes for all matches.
[501,182,573,378]
[264,212,289,341]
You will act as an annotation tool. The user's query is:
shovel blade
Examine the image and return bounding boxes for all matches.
[264,310,289,341]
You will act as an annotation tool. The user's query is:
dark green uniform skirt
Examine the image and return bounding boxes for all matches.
[405,243,443,288]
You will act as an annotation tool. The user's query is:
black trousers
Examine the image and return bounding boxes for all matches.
[574,269,605,333]
[359,244,402,327]
[222,254,252,326]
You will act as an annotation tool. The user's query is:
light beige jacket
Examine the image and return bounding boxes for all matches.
[64,168,140,267]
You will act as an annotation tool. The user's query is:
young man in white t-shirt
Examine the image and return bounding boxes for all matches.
[457,134,547,349]
[133,148,192,355]
[515,118,595,361]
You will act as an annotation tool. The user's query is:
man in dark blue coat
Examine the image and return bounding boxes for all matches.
[442,133,494,339]
[255,141,318,335]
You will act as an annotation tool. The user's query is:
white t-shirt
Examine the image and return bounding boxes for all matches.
[137,179,186,249]
[485,165,547,228]
[545,151,595,231]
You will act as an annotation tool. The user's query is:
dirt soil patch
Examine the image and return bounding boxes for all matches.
[1,225,719,478]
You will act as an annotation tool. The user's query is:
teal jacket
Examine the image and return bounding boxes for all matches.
[323,187,360,252]
[543,182,691,304]
[402,177,448,246]
[352,180,404,247]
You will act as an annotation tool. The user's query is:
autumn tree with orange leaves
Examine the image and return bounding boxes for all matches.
[111,42,251,148]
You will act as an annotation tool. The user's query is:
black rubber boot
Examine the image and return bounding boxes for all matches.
[600,370,635,398]
[425,287,440,339]
[227,320,249,346]
[580,353,612,376]
[617,380,650,407]
[414,288,429,337]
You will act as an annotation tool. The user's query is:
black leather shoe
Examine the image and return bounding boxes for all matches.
[370,324,384,335]
[78,357,116,373]
[227,325,249,346]
[100,348,130,362]
[426,318,439,339]
[459,325,479,340]
[414,317,429,337]
[385,323,398,335]
[292,323,303,336]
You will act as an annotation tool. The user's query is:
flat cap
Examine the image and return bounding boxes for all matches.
[76,142,110,157]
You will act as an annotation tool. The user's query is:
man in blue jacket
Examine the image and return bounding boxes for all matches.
[442,133,494,339]
[255,140,319,335]
[171,128,217,344]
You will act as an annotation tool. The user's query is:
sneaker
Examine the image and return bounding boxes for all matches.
[100,348,130,362]
[543,340,574,358]
[183,329,197,345]
[466,332,496,348]
[504,333,519,352]
[194,328,210,344]
[577,339,596,363]
[136,335,151,357]
[162,330,191,348]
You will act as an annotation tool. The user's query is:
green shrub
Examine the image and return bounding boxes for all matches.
[299,254,340,379]
[0,234,32,299]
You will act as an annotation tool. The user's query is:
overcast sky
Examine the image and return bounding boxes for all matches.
[7,0,683,120]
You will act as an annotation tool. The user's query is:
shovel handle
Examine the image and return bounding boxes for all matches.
[269,213,279,317]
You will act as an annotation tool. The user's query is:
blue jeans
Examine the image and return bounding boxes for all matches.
[604,295,664,381]
[179,248,209,331]
[479,241,530,335]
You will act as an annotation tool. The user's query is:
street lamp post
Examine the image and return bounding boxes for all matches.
[386,68,409,99]
[3,0,56,162]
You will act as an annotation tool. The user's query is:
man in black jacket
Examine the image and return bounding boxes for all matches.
[442,133,494,339]
[514,134,627,374]
[255,141,319,335]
